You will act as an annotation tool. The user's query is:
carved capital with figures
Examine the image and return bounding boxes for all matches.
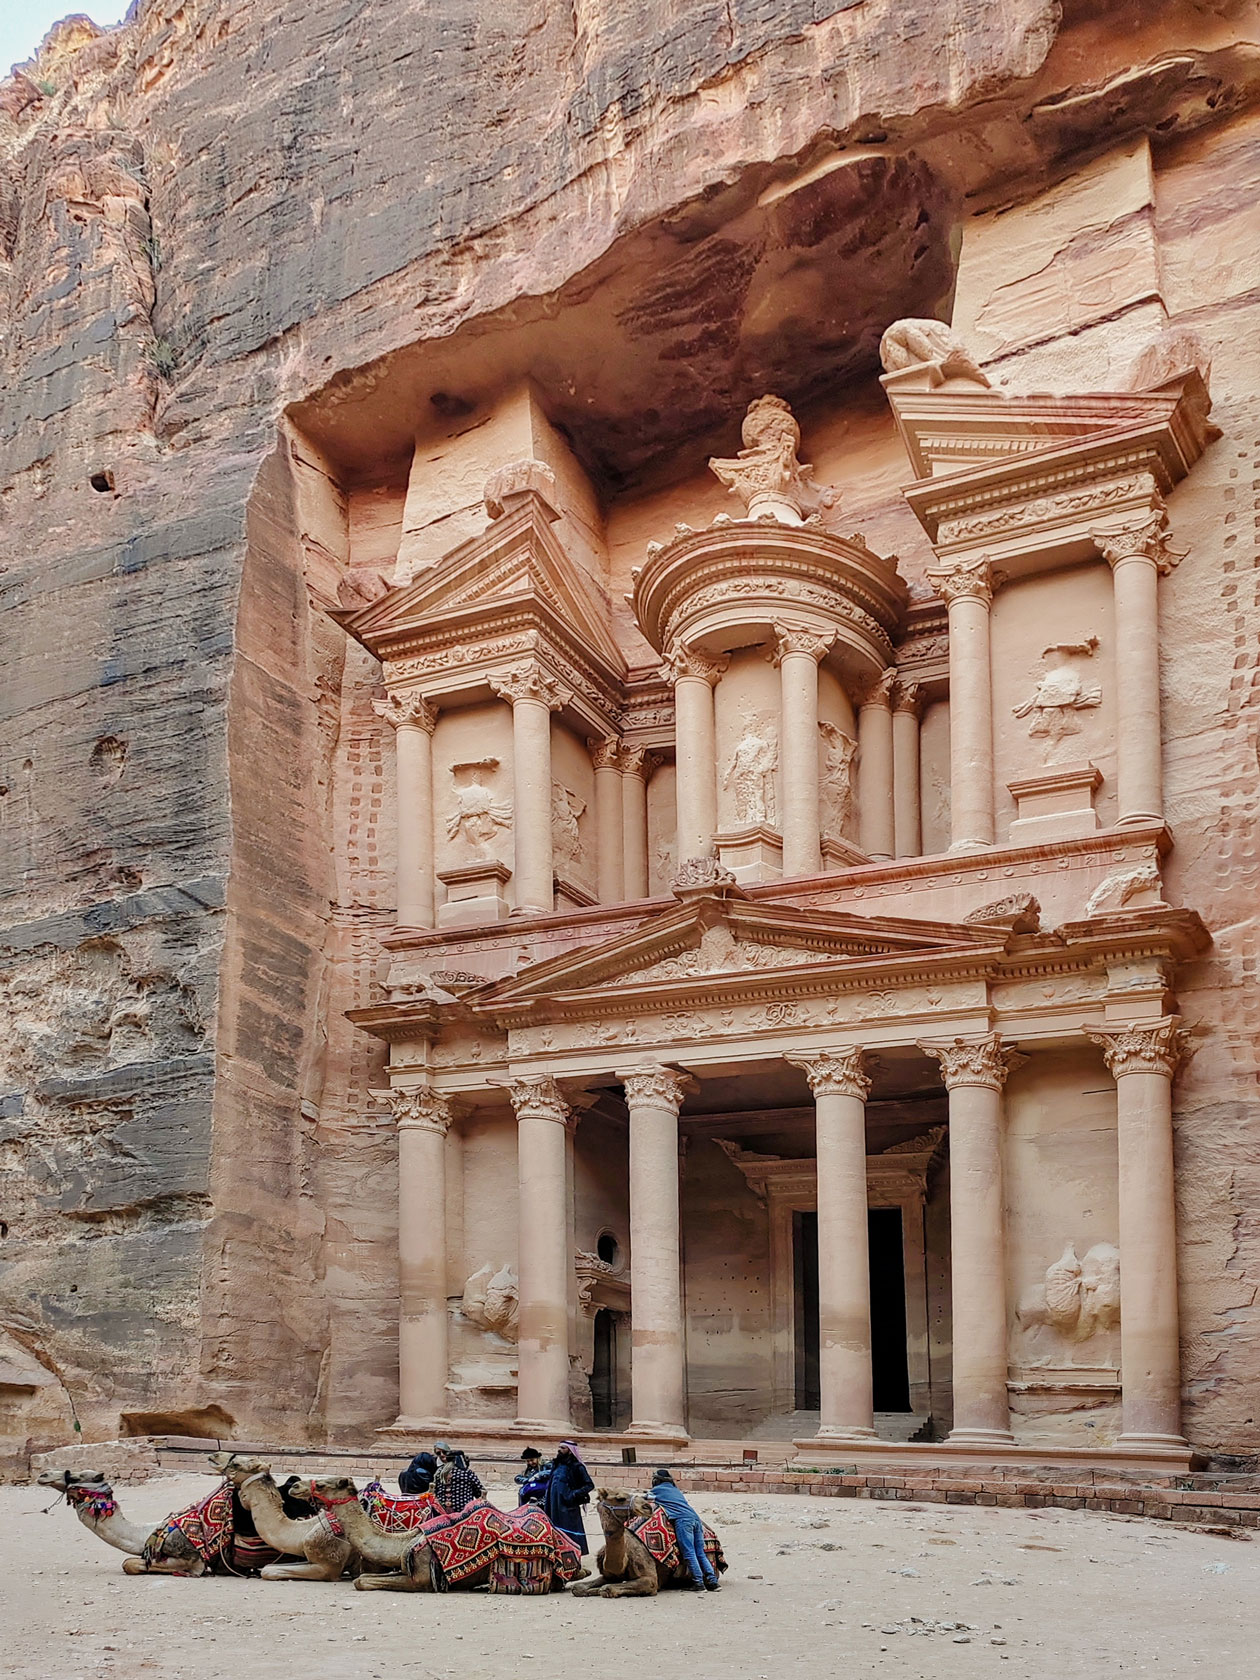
[920,1033,1026,1091]
[786,1048,871,1101]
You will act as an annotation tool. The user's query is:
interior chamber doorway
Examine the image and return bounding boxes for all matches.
[793,1207,911,1412]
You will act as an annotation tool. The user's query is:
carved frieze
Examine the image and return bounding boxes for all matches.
[671,856,736,892]
[483,458,557,520]
[936,472,1158,547]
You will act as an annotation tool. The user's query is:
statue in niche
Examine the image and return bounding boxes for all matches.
[1013,640,1102,756]
[1018,1242,1121,1344]
[819,721,857,835]
[462,1262,519,1341]
[551,781,586,874]
[447,759,512,855]
[724,715,778,825]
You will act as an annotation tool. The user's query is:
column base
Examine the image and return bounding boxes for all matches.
[947,1426,1016,1447]
[1117,1431,1188,1451]
[626,1421,690,1444]
[515,1416,576,1434]
[1116,812,1164,827]
[813,1425,877,1442]
[948,838,992,855]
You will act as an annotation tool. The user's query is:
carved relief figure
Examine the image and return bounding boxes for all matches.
[462,1262,519,1341]
[708,395,837,521]
[819,721,857,836]
[447,760,512,854]
[1018,1242,1120,1344]
[879,317,990,387]
[551,781,586,874]
[1013,640,1102,754]
[724,715,777,825]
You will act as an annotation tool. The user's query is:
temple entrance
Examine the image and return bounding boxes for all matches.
[591,1307,618,1429]
[792,1209,912,1413]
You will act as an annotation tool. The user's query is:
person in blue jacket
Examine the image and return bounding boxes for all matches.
[649,1468,720,1591]
[541,1441,595,1553]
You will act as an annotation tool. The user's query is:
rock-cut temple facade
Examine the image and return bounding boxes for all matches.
[2,3,1260,1474]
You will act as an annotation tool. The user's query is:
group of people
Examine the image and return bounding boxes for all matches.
[396,1440,719,1592]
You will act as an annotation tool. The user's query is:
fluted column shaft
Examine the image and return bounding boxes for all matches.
[775,626,830,877]
[503,1076,573,1429]
[622,1065,695,1437]
[787,1050,874,1438]
[591,736,625,903]
[620,746,655,900]
[390,1087,453,1425]
[1086,1019,1187,1446]
[664,645,727,864]
[373,692,438,928]
[492,664,572,915]
[921,1033,1024,1444]
[857,669,896,861]
[1094,510,1183,827]
[929,557,995,851]
[892,680,923,859]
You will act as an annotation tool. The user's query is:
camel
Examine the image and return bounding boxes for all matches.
[294,1474,585,1594]
[208,1452,352,1582]
[37,1468,209,1576]
[569,1488,725,1597]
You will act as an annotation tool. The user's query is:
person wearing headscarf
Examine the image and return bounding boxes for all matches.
[541,1441,594,1554]
[398,1450,437,1497]
[515,1446,551,1506]
[431,1441,485,1514]
[649,1468,719,1591]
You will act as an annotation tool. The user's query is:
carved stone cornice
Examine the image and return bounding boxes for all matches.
[926,553,994,608]
[660,644,729,687]
[490,662,573,712]
[589,734,622,771]
[919,1032,1026,1091]
[785,1047,870,1100]
[618,1064,697,1113]
[498,1074,572,1125]
[1084,1016,1188,1079]
[1091,504,1188,576]
[387,1086,454,1135]
[372,690,438,732]
[771,623,835,665]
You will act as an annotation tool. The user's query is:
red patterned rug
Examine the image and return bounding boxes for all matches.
[359,1479,435,1533]
[629,1508,728,1578]
[143,1484,235,1568]
[408,1499,582,1593]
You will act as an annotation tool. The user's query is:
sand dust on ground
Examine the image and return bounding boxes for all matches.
[2,1471,1254,1680]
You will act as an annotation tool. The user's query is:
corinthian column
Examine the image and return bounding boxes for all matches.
[892,679,923,859]
[1093,505,1184,827]
[373,690,439,928]
[389,1086,453,1426]
[620,1064,696,1438]
[774,625,832,878]
[662,644,728,864]
[927,555,995,851]
[501,1075,573,1430]
[920,1033,1025,1444]
[786,1048,875,1439]
[619,745,657,900]
[1085,1018,1188,1447]
[589,735,626,904]
[491,663,573,915]
[857,668,896,861]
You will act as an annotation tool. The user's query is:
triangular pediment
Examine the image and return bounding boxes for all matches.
[471,890,1003,1023]
[339,497,625,674]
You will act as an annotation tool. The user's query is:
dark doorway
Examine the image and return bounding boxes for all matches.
[592,1308,617,1429]
[793,1208,911,1413]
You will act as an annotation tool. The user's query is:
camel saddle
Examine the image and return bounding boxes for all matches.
[406,1498,583,1593]
[629,1507,728,1577]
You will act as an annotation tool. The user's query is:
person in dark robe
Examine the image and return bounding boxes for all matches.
[541,1440,594,1554]
[398,1451,437,1497]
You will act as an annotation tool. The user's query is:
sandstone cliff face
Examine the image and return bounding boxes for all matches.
[2,0,1260,1456]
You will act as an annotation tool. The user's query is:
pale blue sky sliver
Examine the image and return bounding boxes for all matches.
[1,1,129,78]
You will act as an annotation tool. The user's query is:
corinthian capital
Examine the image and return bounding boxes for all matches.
[617,744,660,780]
[919,1033,1026,1091]
[618,1064,697,1113]
[926,553,995,607]
[498,1074,572,1126]
[589,735,622,771]
[892,678,923,717]
[387,1086,454,1135]
[490,663,573,712]
[1084,1016,1188,1079]
[1091,504,1187,576]
[373,690,438,732]
[857,666,898,709]
[771,623,835,665]
[786,1048,870,1100]
[660,644,729,687]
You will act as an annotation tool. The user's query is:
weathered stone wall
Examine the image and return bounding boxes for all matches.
[3,0,1260,1458]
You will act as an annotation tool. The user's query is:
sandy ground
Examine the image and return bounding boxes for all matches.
[2,1470,1255,1680]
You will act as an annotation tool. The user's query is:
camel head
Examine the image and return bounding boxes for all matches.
[208,1451,271,1484]
[302,1474,362,1513]
[595,1487,652,1528]
[36,1468,112,1495]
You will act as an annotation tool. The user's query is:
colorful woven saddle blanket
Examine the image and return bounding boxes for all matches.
[629,1508,728,1577]
[141,1482,282,1573]
[358,1479,435,1533]
[408,1500,581,1593]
